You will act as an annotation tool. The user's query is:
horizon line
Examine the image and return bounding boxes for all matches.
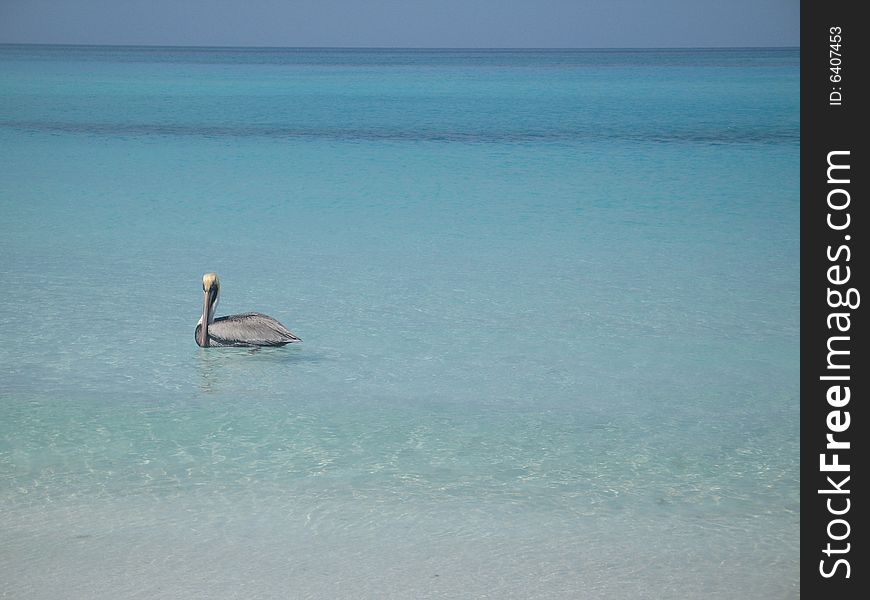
[0,42,800,51]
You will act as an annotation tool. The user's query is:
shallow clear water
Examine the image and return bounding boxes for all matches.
[1,46,799,598]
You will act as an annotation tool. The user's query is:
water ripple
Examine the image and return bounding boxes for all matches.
[0,119,799,145]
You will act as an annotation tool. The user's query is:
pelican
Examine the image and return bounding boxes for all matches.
[195,272,301,347]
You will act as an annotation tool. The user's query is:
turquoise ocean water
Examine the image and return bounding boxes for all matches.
[1,47,799,598]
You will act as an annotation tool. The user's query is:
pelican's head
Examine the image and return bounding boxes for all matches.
[202,272,220,294]
[198,272,221,347]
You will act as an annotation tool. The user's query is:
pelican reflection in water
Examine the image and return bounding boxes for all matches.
[195,272,301,347]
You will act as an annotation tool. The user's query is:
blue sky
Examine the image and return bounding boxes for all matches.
[0,0,799,48]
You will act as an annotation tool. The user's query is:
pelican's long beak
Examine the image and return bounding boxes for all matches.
[200,288,212,347]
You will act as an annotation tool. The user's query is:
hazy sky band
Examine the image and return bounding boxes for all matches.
[0,0,799,48]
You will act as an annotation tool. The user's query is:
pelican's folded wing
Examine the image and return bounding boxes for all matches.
[207,312,302,347]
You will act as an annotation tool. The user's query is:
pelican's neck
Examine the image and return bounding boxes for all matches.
[198,288,220,327]
[208,289,219,323]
